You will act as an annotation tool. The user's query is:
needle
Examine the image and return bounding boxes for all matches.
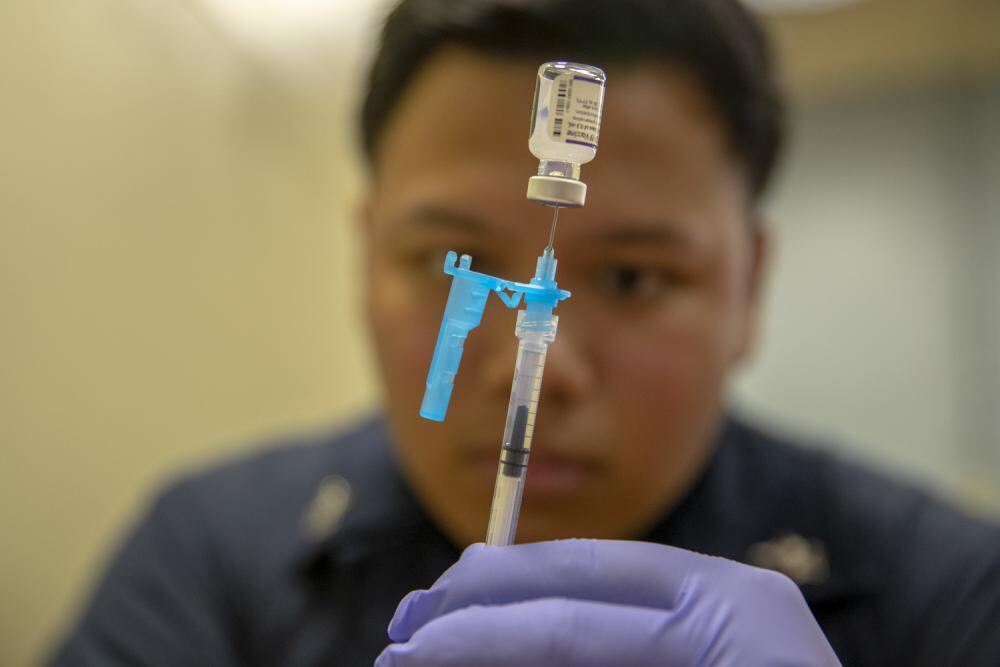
[546,206,560,252]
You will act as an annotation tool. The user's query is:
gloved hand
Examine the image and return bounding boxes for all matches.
[377,539,841,666]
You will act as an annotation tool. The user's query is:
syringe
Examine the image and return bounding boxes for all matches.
[485,240,560,546]
[419,61,605,546]
[417,236,569,544]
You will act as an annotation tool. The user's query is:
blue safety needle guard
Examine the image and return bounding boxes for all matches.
[419,250,570,421]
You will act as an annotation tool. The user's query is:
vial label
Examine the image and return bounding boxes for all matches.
[547,73,604,149]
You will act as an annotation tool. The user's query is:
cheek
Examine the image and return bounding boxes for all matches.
[369,268,444,404]
[604,295,732,402]
[589,280,740,465]
[606,317,723,434]
[369,267,467,481]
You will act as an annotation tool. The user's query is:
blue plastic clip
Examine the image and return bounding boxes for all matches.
[419,250,570,421]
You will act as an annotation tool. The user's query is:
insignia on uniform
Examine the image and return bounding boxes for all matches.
[747,533,829,586]
[300,475,352,542]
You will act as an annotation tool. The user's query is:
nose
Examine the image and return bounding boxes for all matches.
[476,298,521,400]
[535,321,596,412]
[477,303,596,414]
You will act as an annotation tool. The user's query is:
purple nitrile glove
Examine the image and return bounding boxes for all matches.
[377,539,841,667]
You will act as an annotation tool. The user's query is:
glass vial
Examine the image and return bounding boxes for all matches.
[526,62,606,207]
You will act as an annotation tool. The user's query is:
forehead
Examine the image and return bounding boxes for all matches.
[371,48,745,232]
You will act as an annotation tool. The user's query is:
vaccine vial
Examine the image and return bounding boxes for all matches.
[526,62,606,208]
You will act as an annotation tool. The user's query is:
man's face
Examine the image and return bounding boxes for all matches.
[363,49,766,546]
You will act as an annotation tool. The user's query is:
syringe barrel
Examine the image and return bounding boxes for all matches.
[485,309,558,545]
[486,469,525,546]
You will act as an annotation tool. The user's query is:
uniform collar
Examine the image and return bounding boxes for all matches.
[295,417,457,579]
[645,415,883,606]
[296,414,882,606]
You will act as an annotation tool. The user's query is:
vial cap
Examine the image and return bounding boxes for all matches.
[526,176,587,208]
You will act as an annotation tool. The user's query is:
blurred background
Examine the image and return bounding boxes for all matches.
[1,0,998,664]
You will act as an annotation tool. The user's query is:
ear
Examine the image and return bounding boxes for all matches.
[355,191,382,330]
[732,220,773,366]
[356,191,377,277]
[746,220,771,308]
[356,191,374,241]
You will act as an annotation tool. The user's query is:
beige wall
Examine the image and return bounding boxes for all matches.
[2,0,998,665]
[1,2,378,664]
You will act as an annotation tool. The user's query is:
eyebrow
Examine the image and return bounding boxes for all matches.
[401,206,498,237]
[399,206,697,251]
[584,223,698,250]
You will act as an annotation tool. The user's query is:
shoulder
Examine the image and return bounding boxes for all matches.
[724,416,1000,665]
[146,416,393,573]
[48,417,397,666]
[727,416,1000,566]
[159,416,387,504]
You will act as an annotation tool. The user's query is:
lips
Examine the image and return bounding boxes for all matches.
[522,452,601,497]
[461,442,602,498]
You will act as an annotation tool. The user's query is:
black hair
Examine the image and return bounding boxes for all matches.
[361,0,786,201]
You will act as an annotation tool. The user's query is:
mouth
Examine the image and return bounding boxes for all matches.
[461,442,603,499]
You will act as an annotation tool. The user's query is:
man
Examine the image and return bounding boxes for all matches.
[50,0,1000,665]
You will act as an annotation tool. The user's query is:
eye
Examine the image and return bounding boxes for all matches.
[400,248,448,280]
[590,264,674,304]
[464,253,501,276]
[401,247,500,281]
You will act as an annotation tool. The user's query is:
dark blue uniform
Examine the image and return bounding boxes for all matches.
[50,416,1000,666]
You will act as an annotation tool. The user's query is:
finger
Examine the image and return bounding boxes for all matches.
[378,598,702,667]
[389,539,733,641]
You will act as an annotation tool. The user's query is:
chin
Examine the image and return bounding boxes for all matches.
[511,512,615,543]
[514,526,622,544]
